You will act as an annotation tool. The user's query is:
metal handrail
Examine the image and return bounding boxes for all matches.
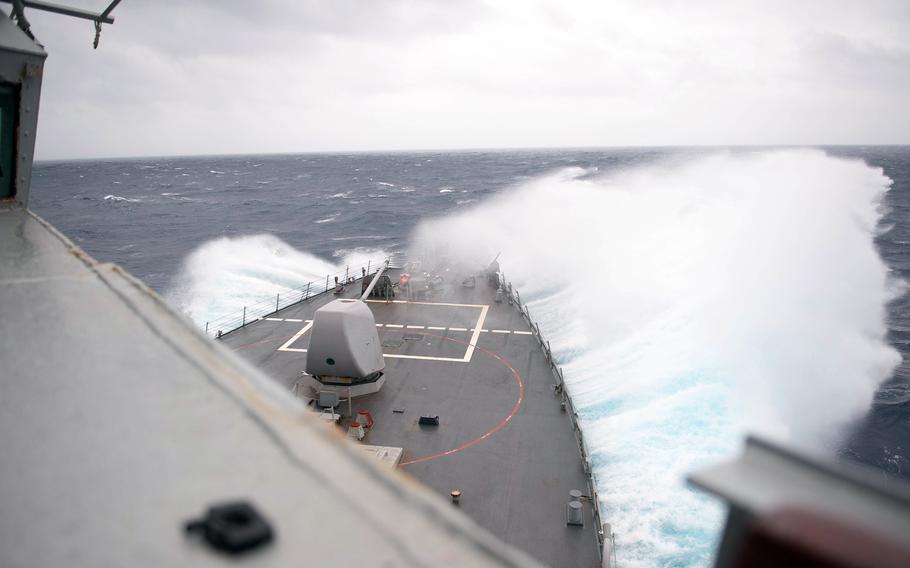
[500,273,611,564]
[203,256,393,339]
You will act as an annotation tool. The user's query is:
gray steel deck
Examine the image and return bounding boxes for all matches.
[220,267,603,567]
[1,206,540,567]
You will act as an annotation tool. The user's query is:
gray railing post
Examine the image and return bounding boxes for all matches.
[345,265,349,282]
[242,306,246,327]
[304,282,310,301]
[276,293,280,313]
[205,322,209,335]
[367,260,371,275]
[325,274,329,293]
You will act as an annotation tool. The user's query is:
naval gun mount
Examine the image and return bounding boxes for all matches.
[300,264,389,399]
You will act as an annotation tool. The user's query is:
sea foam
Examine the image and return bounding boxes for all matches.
[410,149,901,567]
[166,149,899,567]
[167,234,387,326]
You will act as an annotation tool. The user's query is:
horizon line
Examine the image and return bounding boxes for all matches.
[34,143,910,163]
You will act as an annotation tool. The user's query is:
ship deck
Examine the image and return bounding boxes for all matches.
[219,266,602,567]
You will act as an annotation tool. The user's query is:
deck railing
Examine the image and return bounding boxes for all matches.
[203,256,392,339]
[499,272,613,566]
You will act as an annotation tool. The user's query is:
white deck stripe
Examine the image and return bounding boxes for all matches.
[384,354,466,362]
[265,318,283,321]
[285,318,303,322]
[366,299,486,309]
[463,304,489,362]
[449,327,467,332]
[513,330,533,335]
[385,324,404,328]
[491,329,510,334]
[427,326,446,330]
[406,325,425,329]
[277,321,313,353]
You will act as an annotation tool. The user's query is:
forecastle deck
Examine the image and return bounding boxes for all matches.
[220,263,604,567]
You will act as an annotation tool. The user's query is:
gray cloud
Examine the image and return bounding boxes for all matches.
[19,0,910,159]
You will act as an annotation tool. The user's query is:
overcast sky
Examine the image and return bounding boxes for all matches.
[20,0,910,160]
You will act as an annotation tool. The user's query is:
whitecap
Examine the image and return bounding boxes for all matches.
[103,195,141,203]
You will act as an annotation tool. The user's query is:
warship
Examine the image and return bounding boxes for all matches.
[211,257,607,566]
[2,3,910,567]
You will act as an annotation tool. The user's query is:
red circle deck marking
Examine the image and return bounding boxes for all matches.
[230,323,524,465]
[399,334,524,466]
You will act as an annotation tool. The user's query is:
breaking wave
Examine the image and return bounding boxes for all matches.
[103,194,141,203]
[166,234,388,326]
[411,149,901,567]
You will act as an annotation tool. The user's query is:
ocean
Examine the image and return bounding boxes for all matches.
[30,146,910,567]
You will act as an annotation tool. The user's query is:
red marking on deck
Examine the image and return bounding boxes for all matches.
[399,334,524,466]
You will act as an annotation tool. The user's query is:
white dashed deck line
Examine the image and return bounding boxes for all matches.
[384,354,467,362]
[470,329,490,333]
[257,317,530,336]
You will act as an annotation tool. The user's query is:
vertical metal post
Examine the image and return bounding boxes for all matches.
[325,274,329,293]
[276,293,280,313]
[345,265,349,283]
[304,282,310,301]
[367,260,371,275]
[205,322,209,335]
[348,387,352,417]
[242,306,246,327]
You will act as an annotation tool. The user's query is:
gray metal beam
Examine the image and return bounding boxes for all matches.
[0,0,115,23]
[360,260,390,301]
[688,435,910,561]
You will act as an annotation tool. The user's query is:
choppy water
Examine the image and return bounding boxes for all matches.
[30,146,910,567]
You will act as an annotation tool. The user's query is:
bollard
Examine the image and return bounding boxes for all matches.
[567,500,584,526]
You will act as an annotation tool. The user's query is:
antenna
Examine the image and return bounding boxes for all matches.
[1,0,124,48]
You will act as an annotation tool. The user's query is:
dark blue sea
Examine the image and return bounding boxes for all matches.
[29,146,910,566]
